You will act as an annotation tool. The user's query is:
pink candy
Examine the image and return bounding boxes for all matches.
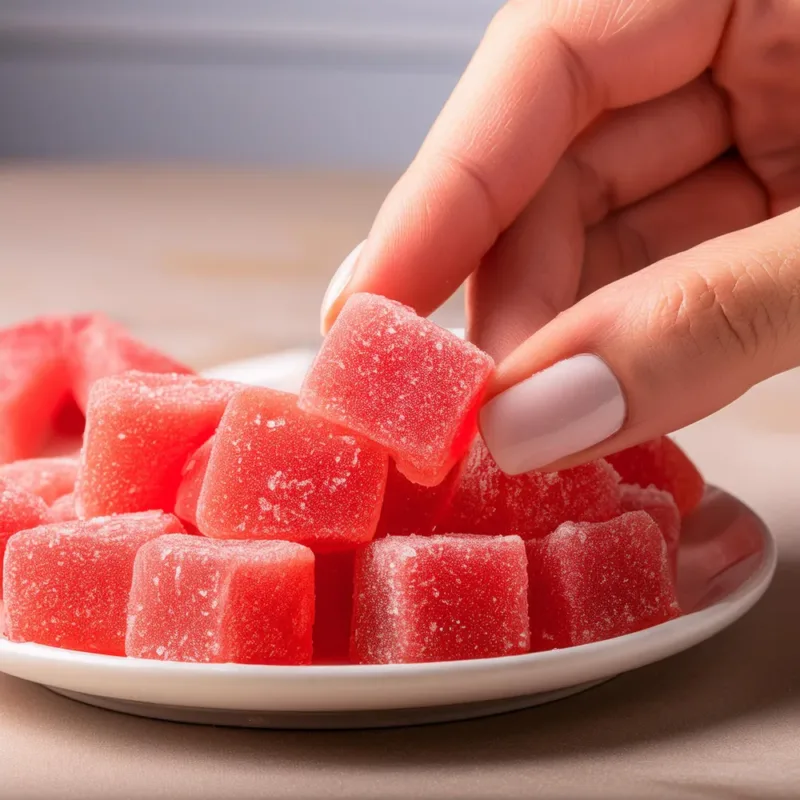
[77,372,238,518]
[299,294,494,486]
[3,512,185,655]
[527,511,680,651]
[126,535,315,665]
[0,457,77,505]
[441,438,622,539]
[197,387,388,550]
[352,534,530,664]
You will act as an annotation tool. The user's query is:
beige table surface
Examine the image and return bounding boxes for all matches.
[1,165,799,800]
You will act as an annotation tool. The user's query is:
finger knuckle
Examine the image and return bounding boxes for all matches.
[647,257,796,365]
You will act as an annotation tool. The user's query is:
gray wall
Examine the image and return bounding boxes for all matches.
[0,1,501,168]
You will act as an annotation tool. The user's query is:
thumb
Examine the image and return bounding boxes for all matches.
[480,208,800,474]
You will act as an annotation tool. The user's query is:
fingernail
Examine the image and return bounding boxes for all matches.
[321,240,366,334]
[481,354,626,474]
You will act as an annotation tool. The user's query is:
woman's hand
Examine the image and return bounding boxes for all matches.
[320,0,800,474]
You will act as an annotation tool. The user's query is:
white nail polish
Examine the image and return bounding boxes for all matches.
[321,240,366,331]
[481,354,626,474]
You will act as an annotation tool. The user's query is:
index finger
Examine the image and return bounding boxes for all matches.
[322,0,732,331]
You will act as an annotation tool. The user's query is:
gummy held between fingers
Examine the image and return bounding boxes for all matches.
[299,293,494,487]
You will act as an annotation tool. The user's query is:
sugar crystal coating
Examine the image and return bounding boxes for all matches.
[299,293,494,487]
[46,492,78,523]
[3,511,185,655]
[0,478,49,597]
[441,438,622,539]
[352,534,530,664]
[527,511,680,651]
[197,387,388,550]
[313,550,355,663]
[174,437,214,529]
[0,318,72,464]
[0,457,78,505]
[69,314,194,411]
[126,535,315,665]
[620,483,681,580]
[375,459,462,538]
[606,437,705,516]
[77,372,239,518]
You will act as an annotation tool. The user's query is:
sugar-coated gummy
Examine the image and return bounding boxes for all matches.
[606,437,705,517]
[197,387,388,550]
[375,459,462,538]
[440,438,622,539]
[126,535,315,665]
[0,479,49,597]
[527,511,680,651]
[352,534,530,664]
[0,318,72,464]
[69,314,193,411]
[0,457,78,505]
[174,437,214,529]
[3,512,185,655]
[313,550,355,663]
[299,293,494,487]
[76,372,239,518]
[620,483,681,580]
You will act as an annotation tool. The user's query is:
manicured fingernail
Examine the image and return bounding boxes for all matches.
[481,354,626,474]
[321,240,366,334]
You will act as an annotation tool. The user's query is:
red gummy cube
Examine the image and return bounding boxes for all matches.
[313,551,355,663]
[0,479,49,597]
[620,483,681,580]
[606,437,705,516]
[352,534,530,664]
[0,457,78,505]
[527,511,680,651]
[174,437,214,529]
[126,535,315,665]
[77,372,238,518]
[375,459,462,538]
[3,511,185,655]
[441,438,621,539]
[69,314,193,411]
[0,318,72,464]
[299,293,494,487]
[197,387,388,550]
[46,492,78,523]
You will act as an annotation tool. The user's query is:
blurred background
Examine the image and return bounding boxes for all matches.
[0,0,501,366]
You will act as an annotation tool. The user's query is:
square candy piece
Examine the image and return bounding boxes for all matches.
[352,534,530,664]
[299,293,494,486]
[197,387,388,550]
[3,511,185,655]
[620,483,681,580]
[0,457,78,505]
[69,314,194,411]
[375,459,462,538]
[527,511,680,651]
[77,372,238,518]
[606,437,705,517]
[126,535,315,665]
[174,437,214,529]
[441,438,621,540]
[0,479,49,597]
[313,550,356,663]
[0,318,72,464]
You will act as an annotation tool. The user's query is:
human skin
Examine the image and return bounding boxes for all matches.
[320,0,800,475]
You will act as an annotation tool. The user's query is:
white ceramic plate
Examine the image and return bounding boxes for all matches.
[0,352,777,729]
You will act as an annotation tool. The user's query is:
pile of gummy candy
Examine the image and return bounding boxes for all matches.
[0,294,704,665]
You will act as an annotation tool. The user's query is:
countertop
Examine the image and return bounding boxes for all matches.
[1,165,799,799]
